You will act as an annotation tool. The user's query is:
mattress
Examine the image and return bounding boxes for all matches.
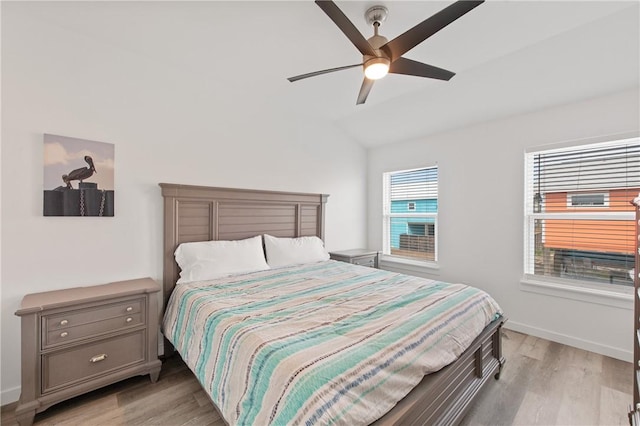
[162,260,502,426]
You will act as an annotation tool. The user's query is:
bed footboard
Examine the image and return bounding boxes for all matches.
[373,317,506,426]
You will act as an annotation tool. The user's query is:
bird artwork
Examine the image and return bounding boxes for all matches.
[62,155,97,189]
[43,134,114,216]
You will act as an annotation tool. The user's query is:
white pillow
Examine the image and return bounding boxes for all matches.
[174,235,269,284]
[263,234,329,268]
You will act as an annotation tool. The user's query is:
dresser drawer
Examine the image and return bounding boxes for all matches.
[42,299,144,349]
[45,313,143,347]
[45,298,143,331]
[42,331,145,394]
[351,256,377,268]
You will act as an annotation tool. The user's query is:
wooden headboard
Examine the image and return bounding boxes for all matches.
[160,183,329,305]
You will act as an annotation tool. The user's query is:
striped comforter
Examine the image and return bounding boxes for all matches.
[163,260,502,426]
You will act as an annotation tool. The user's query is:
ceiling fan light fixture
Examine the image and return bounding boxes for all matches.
[364,57,390,80]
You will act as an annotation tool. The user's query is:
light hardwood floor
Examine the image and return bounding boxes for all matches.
[460,330,631,426]
[1,330,632,426]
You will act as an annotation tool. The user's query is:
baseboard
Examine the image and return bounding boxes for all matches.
[505,320,632,362]
[1,385,21,406]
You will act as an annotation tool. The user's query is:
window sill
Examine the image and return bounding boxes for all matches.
[520,276,633,310]
[379,255,440,277]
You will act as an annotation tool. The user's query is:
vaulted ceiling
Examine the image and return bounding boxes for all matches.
[14,1,640,147]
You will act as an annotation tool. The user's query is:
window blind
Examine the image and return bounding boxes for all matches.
[525,138,640,288]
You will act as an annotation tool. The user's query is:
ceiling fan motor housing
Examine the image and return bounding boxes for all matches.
[364,33,390,74]
[364,6,390,72]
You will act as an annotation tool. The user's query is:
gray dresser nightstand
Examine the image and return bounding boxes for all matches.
[14,277,162,426]
[330,249,379,268]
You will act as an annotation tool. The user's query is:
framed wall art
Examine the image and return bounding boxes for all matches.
[43,134,115,216]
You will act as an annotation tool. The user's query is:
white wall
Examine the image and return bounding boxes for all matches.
[368,88,640,362]
[0,5,367,403]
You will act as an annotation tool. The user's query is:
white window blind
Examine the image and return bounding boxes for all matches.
[524,138,640,288]
[383,167,438,263]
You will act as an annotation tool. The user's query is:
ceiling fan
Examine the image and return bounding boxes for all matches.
[287,0,484,105]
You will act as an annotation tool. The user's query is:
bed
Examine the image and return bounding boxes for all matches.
[159,183,505,425]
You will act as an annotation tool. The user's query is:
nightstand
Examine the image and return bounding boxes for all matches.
[330,249,379,268]
[14,278,162,426]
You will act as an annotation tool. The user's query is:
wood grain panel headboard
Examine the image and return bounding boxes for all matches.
[160,183,329,305]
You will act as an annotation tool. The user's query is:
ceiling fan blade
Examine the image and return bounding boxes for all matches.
[389,57,455,81]
[315,0,377,57]
[381,1,484,62]
[287,63,362,82]
[356,78,374,105]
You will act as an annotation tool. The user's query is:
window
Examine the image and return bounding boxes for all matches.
[567,192,609,207]
[524,138,640,289]
[408,222,435,236]
[383,167,438,263]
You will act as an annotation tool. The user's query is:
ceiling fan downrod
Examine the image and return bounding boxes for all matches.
[363,5,391,81]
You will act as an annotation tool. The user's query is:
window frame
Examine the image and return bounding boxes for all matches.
[382,166,439,267]
[522,134,638,303]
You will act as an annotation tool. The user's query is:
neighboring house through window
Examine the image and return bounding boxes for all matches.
[383,166,438,264]
[524,137,640,290]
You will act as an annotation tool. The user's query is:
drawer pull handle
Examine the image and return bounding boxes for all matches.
[126,306,133,312]
[60,319,68,326]
[90,354,108,363]
[60,332,68,338]
[126,317,133,323]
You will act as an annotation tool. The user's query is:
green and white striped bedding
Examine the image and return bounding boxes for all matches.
[162,260,502,426]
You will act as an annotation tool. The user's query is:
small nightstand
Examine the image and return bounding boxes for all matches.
[14,278,162,426]
[330,249,379,268]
